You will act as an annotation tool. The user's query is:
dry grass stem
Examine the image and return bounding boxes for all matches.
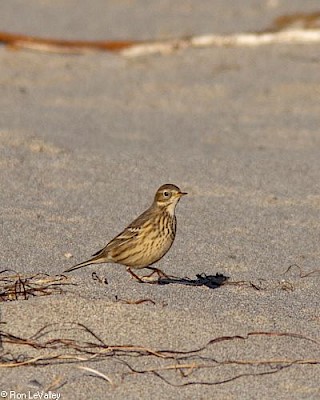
[0,323,318,386]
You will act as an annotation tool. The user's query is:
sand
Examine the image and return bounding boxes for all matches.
[0,1,319,399]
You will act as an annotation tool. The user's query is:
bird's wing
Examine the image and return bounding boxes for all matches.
[91,205,155,257]
[109,226,141,246]
[91,226,140,257]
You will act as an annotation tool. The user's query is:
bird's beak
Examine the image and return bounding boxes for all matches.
[178,191,188,197]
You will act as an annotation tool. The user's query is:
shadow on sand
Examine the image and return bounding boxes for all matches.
[155,273,229,289]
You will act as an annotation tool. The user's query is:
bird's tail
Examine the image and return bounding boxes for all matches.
[64,255,104,273]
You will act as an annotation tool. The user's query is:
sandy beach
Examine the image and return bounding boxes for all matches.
[0,1,319,399]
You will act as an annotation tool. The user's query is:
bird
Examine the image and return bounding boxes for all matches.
[64,184,187,282]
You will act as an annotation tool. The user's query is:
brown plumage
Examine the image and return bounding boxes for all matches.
[64,184,187,282]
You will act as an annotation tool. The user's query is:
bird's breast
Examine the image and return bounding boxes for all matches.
[111,212,176,268]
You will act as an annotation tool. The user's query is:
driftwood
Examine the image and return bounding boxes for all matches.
[0,12,320,57]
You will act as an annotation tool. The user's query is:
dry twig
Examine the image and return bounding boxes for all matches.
[0,12,320,57]
[282,264,320,278]
[0,323,318,387]
[0,271,76,302]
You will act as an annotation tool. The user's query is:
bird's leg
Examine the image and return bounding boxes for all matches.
[126,267,145,283]
[143,267,170,279]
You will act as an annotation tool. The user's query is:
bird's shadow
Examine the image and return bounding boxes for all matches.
[154,273,229,289]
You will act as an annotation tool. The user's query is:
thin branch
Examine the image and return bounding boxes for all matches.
[0,29,320,57]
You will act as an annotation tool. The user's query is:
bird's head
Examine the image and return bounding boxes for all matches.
[154,184,187,214]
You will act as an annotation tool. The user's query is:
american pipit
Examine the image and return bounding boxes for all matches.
[64,184,187,282]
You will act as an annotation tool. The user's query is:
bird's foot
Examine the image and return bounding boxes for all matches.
[126,267,145,283]
[127,267,171,284]
[140,267,170,282]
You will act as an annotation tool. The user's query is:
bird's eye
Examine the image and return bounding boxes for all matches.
[163,191,171,198]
